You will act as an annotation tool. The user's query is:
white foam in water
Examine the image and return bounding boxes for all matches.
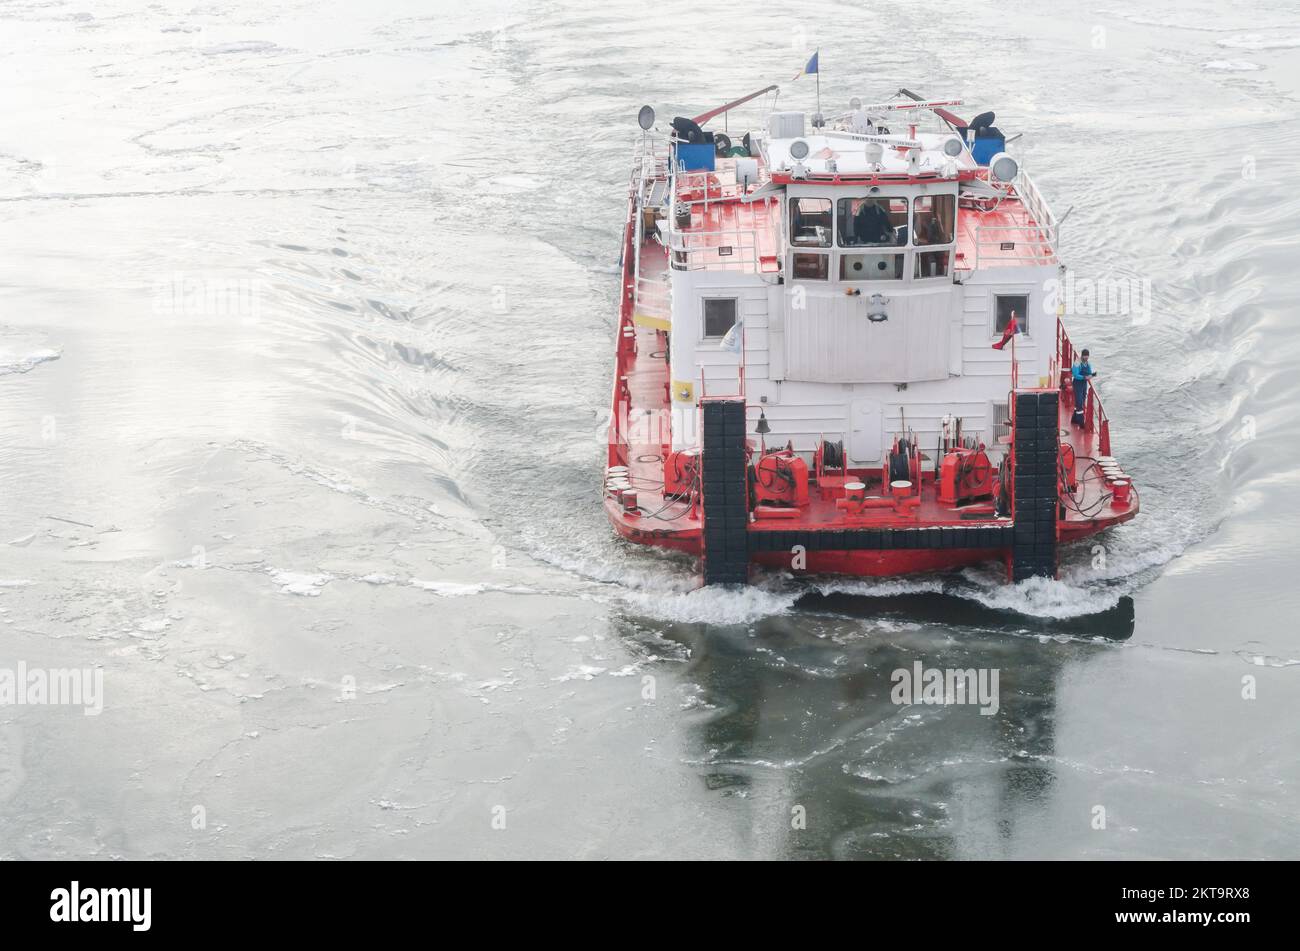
[0,347,60,376]
[522,528,698,592]
[409,579,488,596]
[957,574,1124,619]
[618,582,801,626]
[552,664,607,682]
[617,556,1143,623]
[1217,34,1300,50]
[199,40,282,56]
[1060,536,1187,586]
[521,527,802,625]
[810,576,947,599]
[1203,60,1264,71]
[266,569,333,596]
[408,579,535,597]
[528,533,811,625]
[532,523,1161,623]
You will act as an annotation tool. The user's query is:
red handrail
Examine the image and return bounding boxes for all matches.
[1056,319,1110,455]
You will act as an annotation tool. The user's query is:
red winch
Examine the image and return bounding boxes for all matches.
[662,448,700,499]
[1058,442,1077,494]
[752,448,809,507]
[938,446,993,505]
[886,434,922,495]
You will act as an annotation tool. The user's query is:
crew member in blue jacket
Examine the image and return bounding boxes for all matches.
[1072,349,1097,424]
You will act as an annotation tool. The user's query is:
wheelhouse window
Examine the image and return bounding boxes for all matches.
[840,252,903,281]
[915,249,951,279]
[837,197,907,248]
[913,194,955,245]
[702,298,737,338]
[792,252,829,281]
[789,198,832,248]
[995,294,1029,335]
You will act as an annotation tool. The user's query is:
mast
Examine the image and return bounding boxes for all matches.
[815,49,821,123]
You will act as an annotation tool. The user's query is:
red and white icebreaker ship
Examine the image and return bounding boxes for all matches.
[605,85,1138,584]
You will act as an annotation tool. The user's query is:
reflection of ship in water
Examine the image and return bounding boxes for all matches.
[614,595,1133,859]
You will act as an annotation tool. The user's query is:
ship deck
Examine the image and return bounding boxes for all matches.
[954,196,1057,269]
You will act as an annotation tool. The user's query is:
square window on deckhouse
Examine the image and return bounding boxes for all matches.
[912,194,955,246]
[995,294,1029,335]
[703,298,738,338]
[791,253,830,281]
[837,197,907,248]
[915,249,950,279]
[789,198,833,248]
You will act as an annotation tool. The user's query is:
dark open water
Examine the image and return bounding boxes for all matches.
[0,0,1297,858]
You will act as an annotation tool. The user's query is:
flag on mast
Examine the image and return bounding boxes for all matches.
[719,318,744,354]
[792,51,818,81]
[793,51,821,123]
[991,311,1020,350]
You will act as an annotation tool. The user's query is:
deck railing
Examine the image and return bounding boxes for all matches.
[970,168,1060,268]
[1016,168,1058,245]
[1056,319,1111,456]
[666,224,763,272]
[630,135,673,323]
[629,134,671,200]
